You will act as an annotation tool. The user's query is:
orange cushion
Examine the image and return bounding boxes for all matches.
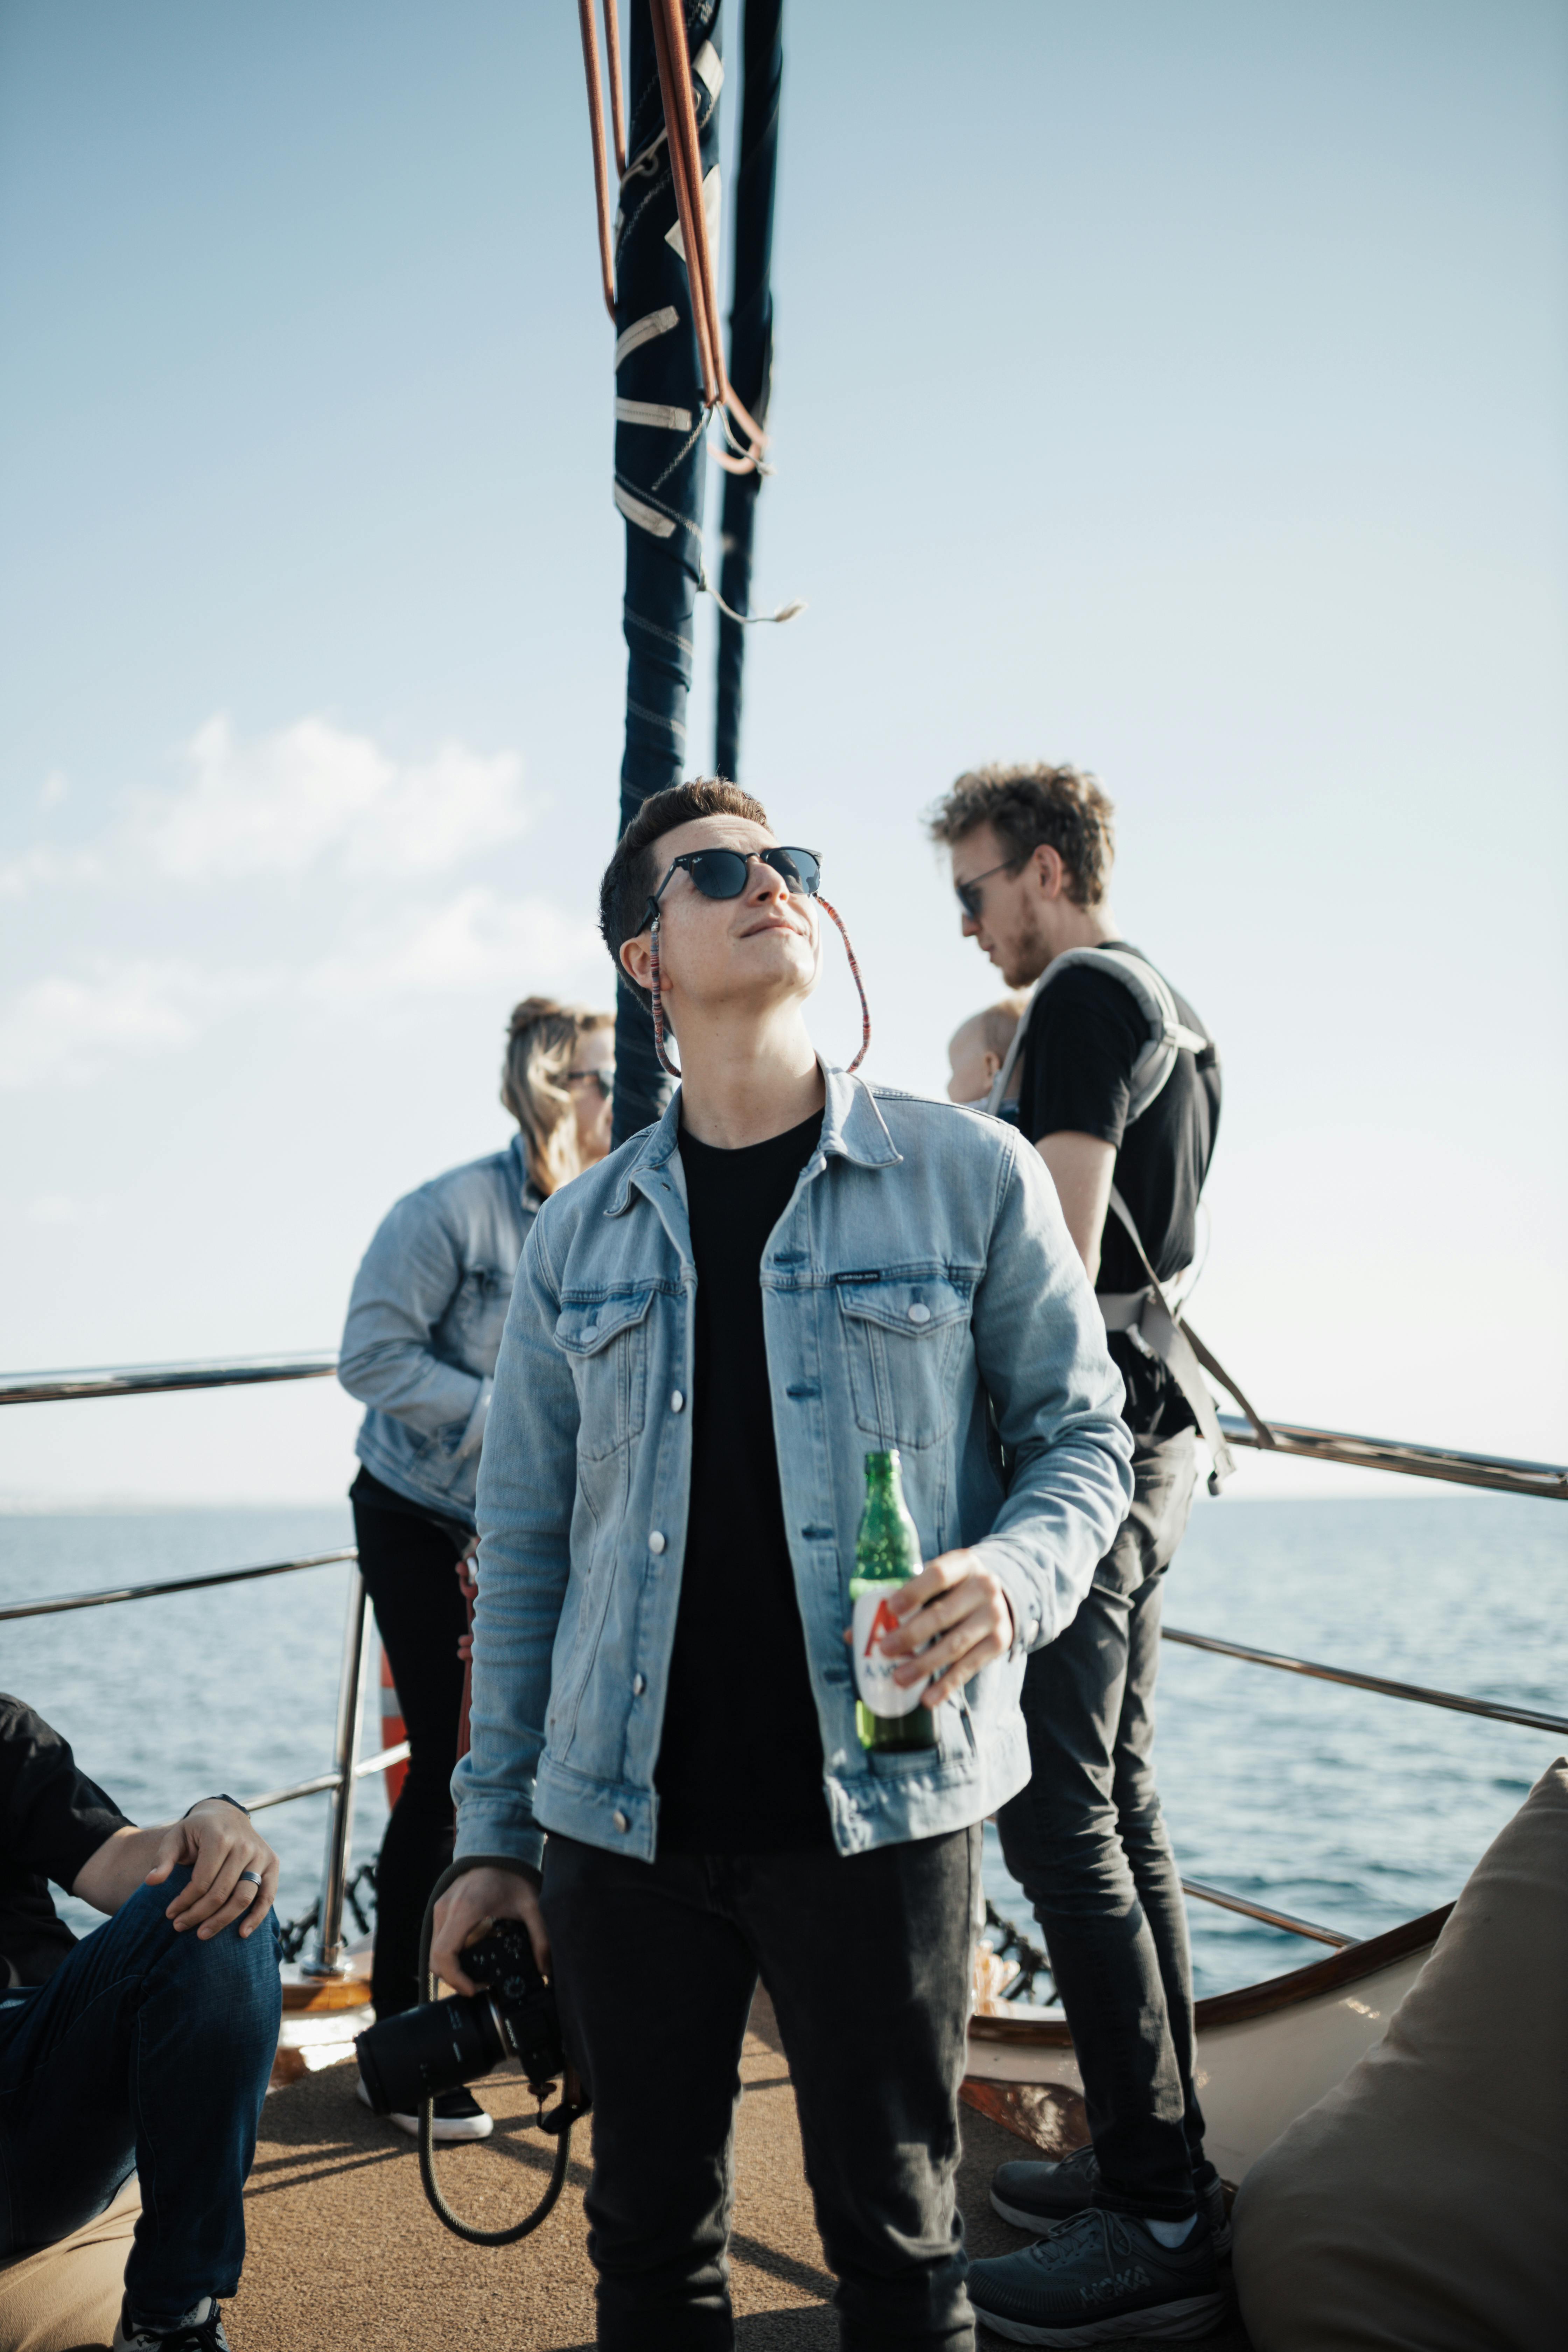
[1233,1757,1568,2351]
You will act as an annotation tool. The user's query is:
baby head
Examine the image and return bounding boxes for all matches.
[946,995,1028,1106]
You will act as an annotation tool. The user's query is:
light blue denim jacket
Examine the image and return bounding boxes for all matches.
[338,1135,540,1526]
[453,1069,1134,1867]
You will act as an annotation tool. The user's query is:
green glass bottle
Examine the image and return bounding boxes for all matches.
[849,1448,938,1752]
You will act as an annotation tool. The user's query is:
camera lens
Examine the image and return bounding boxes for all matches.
[356,1990,507,2115]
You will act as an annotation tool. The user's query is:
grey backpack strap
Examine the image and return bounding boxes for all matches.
[983,972,1044,1121]
[1104,1187,1273,1491]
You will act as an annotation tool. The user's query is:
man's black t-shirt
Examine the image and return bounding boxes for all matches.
[1,1696,129,1986]
[1016,945,1221,1442]
[655,1108,833,1853]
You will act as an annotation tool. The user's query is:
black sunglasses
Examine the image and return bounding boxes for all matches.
[566,1068,614,1100]
[953,856,1021,922]
[643,845,822,931]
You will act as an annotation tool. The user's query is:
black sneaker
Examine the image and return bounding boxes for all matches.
[357,2073,494,2141]
[966,2206,1226,2344]
[990,2144,1232,2257]
[113,2296,230,2351]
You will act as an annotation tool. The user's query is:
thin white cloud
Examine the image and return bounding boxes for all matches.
[0,962,210,1088]
[0,890,607,1089]
[0,846,102,898]
[138,714,537,880]
[303,888,605,1002]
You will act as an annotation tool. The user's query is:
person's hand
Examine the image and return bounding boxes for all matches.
[145,1802,279,1941]
[847,1549,1016,1710]
[454,1534,479,1603]
[430,1865,549,1994]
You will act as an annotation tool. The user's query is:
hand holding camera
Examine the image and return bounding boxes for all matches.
[430,1865,548,1994]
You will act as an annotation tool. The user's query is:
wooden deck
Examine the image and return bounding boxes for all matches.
[239,1992,1251,2349]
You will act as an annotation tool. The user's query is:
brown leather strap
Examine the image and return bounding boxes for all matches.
[602,0,626,176]
[576,0,618,321]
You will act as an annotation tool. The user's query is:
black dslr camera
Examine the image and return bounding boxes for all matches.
[355,1918,566,2114]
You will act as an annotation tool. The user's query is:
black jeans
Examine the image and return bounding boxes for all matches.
[996,1430,1204,2222]
[542,1827,980,2352]
[350,1478,469,2017]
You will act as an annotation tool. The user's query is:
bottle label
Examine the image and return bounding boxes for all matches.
[852,1589,929,1718]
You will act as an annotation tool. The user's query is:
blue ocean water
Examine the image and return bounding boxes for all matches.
[3,1494,1563,1994]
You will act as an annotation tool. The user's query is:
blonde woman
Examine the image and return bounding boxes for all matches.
[337,996,612,2135]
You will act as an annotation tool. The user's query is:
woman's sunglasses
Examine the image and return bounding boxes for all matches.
[566,1068,614,1101]
[642,845,821,929]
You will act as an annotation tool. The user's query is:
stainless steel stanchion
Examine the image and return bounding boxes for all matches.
[301,1566,370,1979]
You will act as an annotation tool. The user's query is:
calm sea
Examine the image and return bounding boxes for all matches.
[3,1494,1563,1995]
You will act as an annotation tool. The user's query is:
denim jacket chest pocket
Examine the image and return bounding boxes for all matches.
[834,1273,973,1450]
[555,1288,657,1461]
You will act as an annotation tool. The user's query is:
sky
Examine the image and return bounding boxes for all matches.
[1,0,1564,1509]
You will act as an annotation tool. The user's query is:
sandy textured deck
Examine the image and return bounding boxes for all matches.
[239,1993,1251,2349]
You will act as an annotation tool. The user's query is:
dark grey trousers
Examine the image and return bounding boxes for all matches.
[996,1430,1204,2221]
[542,1827,980,2352]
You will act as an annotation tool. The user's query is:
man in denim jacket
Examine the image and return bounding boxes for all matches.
[435,780,1133,2351]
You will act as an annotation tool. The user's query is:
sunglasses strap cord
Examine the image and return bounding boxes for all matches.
[646,901,870,1084]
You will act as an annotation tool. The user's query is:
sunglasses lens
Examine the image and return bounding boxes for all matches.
[687,850,751,899]
[766,848,821,896]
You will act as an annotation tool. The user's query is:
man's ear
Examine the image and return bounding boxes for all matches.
[1029,844,1065,901]
[619,933,653,994]
[982,1050,1001,1079]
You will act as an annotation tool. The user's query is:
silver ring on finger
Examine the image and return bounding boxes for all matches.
[238,1869,263,1888]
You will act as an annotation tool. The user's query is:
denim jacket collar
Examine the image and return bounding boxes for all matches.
[604,1063,901,1219]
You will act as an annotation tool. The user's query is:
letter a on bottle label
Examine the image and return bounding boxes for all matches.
[852,1590,928,1718]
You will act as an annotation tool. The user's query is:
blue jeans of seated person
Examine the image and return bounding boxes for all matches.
[0,1867,280,2326]
[997,1431,1205,2223]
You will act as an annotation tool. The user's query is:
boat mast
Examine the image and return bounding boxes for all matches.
[713,0,782,784]
[608,0,724,1141]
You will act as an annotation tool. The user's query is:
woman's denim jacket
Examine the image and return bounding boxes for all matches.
[453,1070,1134,1867]
[338,1135,540,1527]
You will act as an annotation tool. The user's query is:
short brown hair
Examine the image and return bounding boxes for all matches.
[599,777,771,1006]
[925,763,1115,909]
[501,996,614,1195]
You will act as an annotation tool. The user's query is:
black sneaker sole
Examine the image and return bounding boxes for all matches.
[972,2288,1228,2345]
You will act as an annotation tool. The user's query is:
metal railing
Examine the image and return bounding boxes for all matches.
[1217,1411,1568,1502]
[0,1353,337,1409]
[4,1351,1566,1965]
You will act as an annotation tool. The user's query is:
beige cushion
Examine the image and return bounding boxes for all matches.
[0,2176,139,2352]
[1233,1757,1568,2352]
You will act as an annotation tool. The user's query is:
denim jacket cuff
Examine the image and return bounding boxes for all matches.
[972,1542,1050,1660]
[456,1378,493,1463]
[454,1807,545,1878]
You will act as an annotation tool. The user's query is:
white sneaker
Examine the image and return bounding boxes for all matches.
[356,2072,493,2141]
[113,2296,230,2350]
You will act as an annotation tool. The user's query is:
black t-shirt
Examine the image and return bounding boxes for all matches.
[1016,944,1221,1442]
[1,1696,129,1987]
[654,1108,833,1853]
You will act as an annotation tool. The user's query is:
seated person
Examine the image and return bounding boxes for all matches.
[0,1694,281,2352]
[946,993,1028,1107]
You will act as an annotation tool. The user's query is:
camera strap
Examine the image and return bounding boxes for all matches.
[412,1875,589,2247]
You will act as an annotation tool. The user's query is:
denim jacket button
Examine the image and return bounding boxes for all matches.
[632,1674,646,1696]
[648,1530,667,1555]
[612,1810,629,1832]
[670,1390,685,1412]
[906,1302,932,1324]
